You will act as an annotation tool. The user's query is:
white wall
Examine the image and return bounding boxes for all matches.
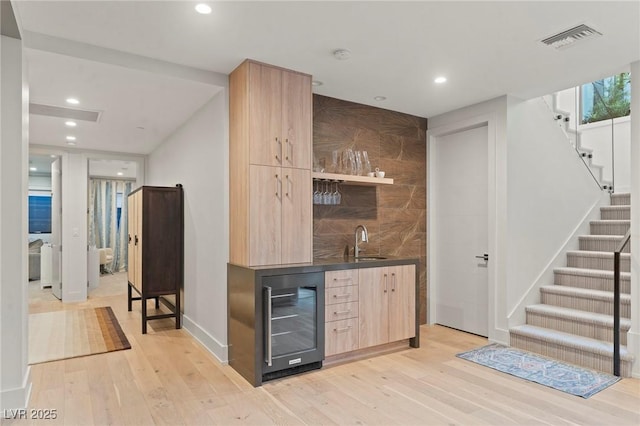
[61,152,87,302]
[505,97,604,325]
[428,96,509,344]
[28,175,51,191]
[146,89,229,361]
[0,34,31,410]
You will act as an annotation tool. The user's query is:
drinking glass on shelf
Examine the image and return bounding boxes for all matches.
[330,150,339,174]
[313,180,322,204]
[362,151,372,175]
[323,180,333,205]
[333,181,341,205]
[355,151,363,175]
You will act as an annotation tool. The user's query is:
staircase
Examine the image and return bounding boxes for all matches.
[510,193,634,376]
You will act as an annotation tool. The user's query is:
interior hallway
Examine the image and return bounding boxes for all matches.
[13,274,640,425]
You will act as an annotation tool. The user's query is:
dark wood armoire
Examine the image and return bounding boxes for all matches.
[127,184,183,333]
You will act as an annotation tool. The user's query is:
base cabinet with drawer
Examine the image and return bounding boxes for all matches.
[358,264,416,349]
[324,270,359,356]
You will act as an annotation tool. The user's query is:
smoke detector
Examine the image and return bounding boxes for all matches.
[333,49,351,60]
[541,24,602,50]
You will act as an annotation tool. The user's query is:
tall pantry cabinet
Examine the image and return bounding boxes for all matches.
[127,185,184,334]
[229,59,313,266]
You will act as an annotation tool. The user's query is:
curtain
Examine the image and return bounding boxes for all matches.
[89,179,133,272]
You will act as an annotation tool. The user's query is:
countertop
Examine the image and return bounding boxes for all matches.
[228,256,419,277]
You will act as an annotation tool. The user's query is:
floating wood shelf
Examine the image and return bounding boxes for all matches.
[312,172,393,186]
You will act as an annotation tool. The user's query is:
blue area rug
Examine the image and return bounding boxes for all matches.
[456,343,620,398]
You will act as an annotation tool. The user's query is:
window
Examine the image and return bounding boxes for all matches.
[581,72,631,124]
[29,194,52,234]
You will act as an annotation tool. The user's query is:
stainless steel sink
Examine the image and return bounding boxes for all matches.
[354,256,387,261]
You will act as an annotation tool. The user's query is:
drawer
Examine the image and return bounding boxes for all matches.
[325,318,359,356]
[325,269,359,288]
[326,285,358,304]
[325,301,358,322]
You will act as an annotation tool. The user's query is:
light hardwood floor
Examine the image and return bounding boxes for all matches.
[12,273,640,425]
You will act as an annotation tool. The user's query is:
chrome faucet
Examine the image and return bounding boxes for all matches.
[354,224,369,258]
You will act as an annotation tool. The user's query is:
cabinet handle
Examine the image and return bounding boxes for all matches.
[392,273,396,292]
[384,273,388,293]
[333,310,351,315]
[333,277,352,283]
[286,138,291,162]
[275,174,279,197]
[333,293,352,299]
[334,326,352,332]
[128,234,131,243]
[285,174,290,197]
[134,235,139,246]
[275,137,281,162]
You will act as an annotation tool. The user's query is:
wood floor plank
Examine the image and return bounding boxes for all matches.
[18,273,640,426]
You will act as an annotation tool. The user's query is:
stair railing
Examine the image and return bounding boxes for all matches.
[613,228,630,376]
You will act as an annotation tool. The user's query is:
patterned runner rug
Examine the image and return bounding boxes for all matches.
[457,343,620,398]
[29,306,131,364]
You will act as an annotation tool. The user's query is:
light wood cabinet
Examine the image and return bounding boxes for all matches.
[127,185,183,334]
[325,270,359,356]
[230,59,313,266]
[358,264,416,348]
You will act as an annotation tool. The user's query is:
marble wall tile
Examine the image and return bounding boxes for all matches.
[313,94,428,323]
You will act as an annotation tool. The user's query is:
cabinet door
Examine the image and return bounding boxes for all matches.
[358,267,389,348]
[249,165,282,265]
[282,71,311,169]
[388,264,416,342]
[249,62,282,167]
[127,193,136,285]
[134,190,143,291]
[281,167,312,264]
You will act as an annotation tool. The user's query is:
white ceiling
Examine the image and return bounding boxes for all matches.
[13,1,640,156]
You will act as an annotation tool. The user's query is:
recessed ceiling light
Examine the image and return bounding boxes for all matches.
[195,3,212,14]
[65,121,77,127]
[374,96,386,101]
[30,167,37,171]
[434,76,447,84]
[50,155,57,158]
[66,141,76,146]
[66,98,79,105]
[117,172,124,176]
[312,80,323,86]
[66,136,76,141]
[333,49,351,60]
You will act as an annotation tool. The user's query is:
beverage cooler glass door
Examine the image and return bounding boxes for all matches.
[263,272,325,375]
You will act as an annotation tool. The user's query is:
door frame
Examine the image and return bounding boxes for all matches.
[427,113,500,340]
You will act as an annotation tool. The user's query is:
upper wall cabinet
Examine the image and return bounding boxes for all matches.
[230,59,313,266]
[247,61,312,169]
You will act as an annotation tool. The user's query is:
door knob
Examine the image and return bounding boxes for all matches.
[475,253,489,261]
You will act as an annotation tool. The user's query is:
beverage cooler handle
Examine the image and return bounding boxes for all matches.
[265,286,273,367]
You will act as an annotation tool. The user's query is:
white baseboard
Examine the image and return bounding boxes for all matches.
[182,315,228,364]
[0,366,31,412]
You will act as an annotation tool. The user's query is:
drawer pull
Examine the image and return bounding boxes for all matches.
[333,310,351,315]
[333,277,353,282]
[334,326,352,332]
[333,293,352,299]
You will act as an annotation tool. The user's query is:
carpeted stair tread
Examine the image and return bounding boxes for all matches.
[579,235,630,252]
[590,220,630,236]
[610,193,630,206]
[526,304,631,329]
[600,206,630,220]
[540,285,631,303]
[566,250,630,259]
[509,325,633,361]
[590,220,630,225]
[553,266,630,281]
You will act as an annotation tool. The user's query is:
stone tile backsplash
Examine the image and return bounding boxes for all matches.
[313,95,428,323]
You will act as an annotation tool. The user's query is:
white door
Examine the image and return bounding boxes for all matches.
[51,157,62,300]
[433,125,488,336]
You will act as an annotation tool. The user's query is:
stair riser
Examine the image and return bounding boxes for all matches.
[610,194,630,206]
[526,312,628,345]
[554,273,630,293]
[510,334,632,377]
[566,254,630,272]
[590,222,630,236]
[601,208,630,220]
[579,238,630,253]
[541,292,631,318]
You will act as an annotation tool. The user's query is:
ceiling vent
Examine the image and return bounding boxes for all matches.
[541,24,602,50]
[29,103,101,122]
